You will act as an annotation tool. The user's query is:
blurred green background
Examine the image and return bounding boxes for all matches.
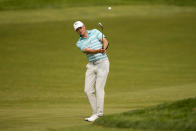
[0,0,196,131]
[0,0,196,11]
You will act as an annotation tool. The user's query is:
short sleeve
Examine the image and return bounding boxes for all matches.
[76,42,86,52]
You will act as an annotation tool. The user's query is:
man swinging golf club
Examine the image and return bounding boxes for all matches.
[73,21,110,122]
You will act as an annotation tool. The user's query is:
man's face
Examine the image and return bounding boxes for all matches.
[76,26,86,36]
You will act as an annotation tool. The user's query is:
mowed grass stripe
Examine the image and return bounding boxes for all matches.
[0,5,196,24]
[0,0,196,11]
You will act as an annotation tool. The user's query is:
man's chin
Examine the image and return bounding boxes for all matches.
[80,33,85,36]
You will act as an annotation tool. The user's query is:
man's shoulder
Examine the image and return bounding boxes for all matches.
[88,29,99,33]
[76,37,82,45]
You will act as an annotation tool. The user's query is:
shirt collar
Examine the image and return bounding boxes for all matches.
[80,30,91,40]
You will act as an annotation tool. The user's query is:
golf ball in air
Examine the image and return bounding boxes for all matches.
[108,7,112,10]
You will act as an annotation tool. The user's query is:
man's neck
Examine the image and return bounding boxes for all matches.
[81,31,88,38]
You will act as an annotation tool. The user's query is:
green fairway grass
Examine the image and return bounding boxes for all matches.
[94,97,196,131]
[0,2,196,131]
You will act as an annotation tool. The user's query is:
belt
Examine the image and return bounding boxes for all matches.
[90,58,108,65]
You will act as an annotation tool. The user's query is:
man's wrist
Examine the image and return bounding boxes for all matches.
[96,49,101,53]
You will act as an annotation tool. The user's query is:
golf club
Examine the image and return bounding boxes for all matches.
[98,22,104,49]
[98,22,109,50]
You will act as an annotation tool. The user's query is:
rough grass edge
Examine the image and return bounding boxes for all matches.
[94,97,196,131]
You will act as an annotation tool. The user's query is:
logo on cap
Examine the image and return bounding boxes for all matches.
[73,21,84,30]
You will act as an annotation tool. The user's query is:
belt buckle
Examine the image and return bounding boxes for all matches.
[93,61,96,65]
[93,60,99,65]
[92,59,103,65]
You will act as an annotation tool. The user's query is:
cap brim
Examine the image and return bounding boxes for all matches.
[75,26,83,31]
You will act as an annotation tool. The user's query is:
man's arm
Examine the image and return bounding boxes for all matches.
[100,37,109,50]
[84,47,105,54]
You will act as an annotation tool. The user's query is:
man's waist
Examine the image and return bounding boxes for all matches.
[89,57,108,65]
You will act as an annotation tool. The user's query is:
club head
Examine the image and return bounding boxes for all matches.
[98,22,104,29]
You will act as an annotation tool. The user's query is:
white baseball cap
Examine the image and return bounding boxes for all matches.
[73,21,84,31]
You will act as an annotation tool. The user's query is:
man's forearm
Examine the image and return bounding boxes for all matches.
[84,47,103,54]
[102,38,108,50]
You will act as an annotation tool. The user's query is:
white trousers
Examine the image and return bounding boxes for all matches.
[84,59,109,116]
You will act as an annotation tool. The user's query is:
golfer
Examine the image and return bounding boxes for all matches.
[73,21,110,122]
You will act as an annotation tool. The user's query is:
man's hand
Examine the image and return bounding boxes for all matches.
[97,48,106,54]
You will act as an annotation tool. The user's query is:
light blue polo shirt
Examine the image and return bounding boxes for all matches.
[76,29,108,62]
